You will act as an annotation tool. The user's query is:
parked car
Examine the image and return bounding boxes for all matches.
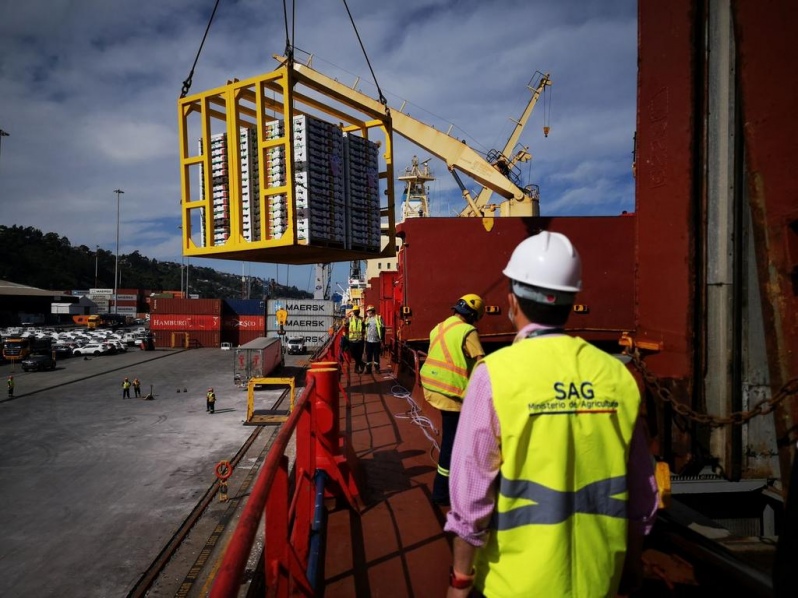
[72,343,112,356]
[286,336,307,355]
[53,344,75,359]
[21,354,56,372]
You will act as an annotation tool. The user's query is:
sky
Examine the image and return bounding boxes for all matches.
[0,0,638,294]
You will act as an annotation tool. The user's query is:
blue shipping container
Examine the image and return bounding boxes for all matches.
[223,298,266,316]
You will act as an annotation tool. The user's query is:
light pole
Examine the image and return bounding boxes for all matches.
[113,189,124,314]
[94,245,99,288]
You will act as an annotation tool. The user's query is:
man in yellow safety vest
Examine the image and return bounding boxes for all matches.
[345,305,366,373]
[420,293,485,506]
[444,232,658,597]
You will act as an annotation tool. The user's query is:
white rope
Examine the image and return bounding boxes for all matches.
[386,378,441,455]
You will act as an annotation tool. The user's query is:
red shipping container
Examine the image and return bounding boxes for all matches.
[237,329,269,346]
[222,315,265,332]
[150,298,222,315]
[150,314,222,331]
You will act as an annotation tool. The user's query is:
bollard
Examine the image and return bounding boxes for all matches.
[306,368,339,456]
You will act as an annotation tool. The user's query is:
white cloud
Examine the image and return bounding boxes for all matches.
[0,0,637,290]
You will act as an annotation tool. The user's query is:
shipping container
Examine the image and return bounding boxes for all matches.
[150,298,222,315]
[152,330,220,349]
[221,314,266,347]
[223,299,266,316]
[222,315,265,332]
[266,330,330,349]
[234,337,284,384]
[266,299,335,317]
[150,314,222,331]
[235,329,269,347]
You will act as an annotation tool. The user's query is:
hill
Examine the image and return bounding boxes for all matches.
[0,225,312,300]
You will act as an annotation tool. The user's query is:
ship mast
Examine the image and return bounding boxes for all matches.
[398,156,434,220]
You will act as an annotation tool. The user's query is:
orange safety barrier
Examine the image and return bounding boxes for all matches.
[210,336,361,597]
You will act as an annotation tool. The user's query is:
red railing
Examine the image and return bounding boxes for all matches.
[211,330,361,597]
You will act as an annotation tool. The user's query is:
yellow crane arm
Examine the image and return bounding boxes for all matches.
[464,73,551,217]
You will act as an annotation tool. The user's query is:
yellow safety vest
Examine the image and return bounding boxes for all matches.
[419,315,477,400]
[476,335,640,598]
[347,316,364,342]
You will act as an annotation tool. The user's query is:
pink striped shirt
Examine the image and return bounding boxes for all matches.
[444,324,659,546]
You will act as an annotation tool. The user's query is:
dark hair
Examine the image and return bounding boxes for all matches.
[511,280,572,326]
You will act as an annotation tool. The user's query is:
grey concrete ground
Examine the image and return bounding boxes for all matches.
[0,348,297,598]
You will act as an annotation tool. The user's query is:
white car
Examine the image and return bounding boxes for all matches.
[72,343,113,356]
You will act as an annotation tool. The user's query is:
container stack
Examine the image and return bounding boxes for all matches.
[197,115,382,251]
[240,128,261,242]
[198,134,231,247]
[292,114,346,246]
[264,120,288,240]
[222,298,266,346]
[345,132,381,251]
[149,298,222,348]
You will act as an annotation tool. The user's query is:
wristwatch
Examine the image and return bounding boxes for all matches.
[449,566,475,589]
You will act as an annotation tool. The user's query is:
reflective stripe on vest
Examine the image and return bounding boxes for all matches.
[348,316,364,341]
[419,316,475,398]
[491,475,627,529]
[476,335,640,598]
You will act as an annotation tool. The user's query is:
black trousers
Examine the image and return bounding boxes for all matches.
[364,341,381,371]
[433,409,461,504]
[349,341,364,371]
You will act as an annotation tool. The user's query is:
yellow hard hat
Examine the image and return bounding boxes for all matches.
[453,293,485,321]
[352,305,360,313]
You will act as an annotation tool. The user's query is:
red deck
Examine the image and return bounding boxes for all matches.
[323,355,451,597]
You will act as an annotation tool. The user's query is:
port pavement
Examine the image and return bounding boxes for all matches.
[0,348,275,597]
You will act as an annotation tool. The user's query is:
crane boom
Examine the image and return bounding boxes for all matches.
[463,73,551,217]
[288,58,544,216]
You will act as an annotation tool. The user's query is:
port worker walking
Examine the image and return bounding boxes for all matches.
[132,378,141,398]
[122,377,131,399]
[444,232,658,597]
[344,305,366,374]
[420,293,485,506]
[7,375,14,398]
[206,388,216,414]
[363,305,385,374]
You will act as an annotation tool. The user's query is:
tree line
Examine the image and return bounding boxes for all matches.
[0,225,311,300]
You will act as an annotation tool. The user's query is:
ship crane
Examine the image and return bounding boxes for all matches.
[459,71,551,218]
[289,59,551,220]
[399,156,434,220]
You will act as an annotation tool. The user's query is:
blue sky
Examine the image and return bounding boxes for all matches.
[0,0,637,292]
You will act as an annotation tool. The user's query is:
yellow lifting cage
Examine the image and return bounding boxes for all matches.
[177,62,396,265]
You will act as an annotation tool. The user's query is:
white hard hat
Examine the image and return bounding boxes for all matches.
[503,231,582,301]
